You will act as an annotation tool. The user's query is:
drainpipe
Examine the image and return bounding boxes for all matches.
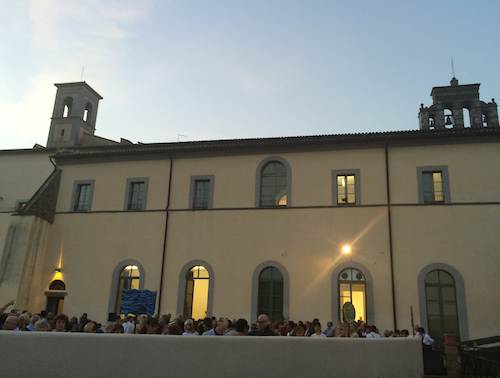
[157,157,174,314]
[385,142,397,330]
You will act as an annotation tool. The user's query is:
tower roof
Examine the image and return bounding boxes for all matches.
[54,81,103,100]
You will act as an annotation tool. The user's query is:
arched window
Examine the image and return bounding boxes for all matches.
[443,108,454,128]
[259,160,289,207]
[424,269,459,346]
[257,266,284,321]
[184,265,210,320]
[338,267,366,322]
[62,97,73,118]
[115,265,141,314]
[83,102,92,123]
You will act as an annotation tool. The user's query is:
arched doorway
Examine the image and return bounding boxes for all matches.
[257,266,284,321]
[184,265,210,320]
[338,267,367,322]
[424,269,459,346]
[45,280,67,316]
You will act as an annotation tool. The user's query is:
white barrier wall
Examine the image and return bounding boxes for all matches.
[0,332,424,378]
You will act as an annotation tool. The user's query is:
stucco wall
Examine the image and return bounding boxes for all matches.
[0,332,424,378]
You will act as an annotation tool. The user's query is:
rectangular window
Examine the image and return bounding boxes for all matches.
[73,183,92,211]
[337,175,356,205]
[332,169,360,206]
[189,175,214,209]
[127,181,146,210]
[422,171,444,202]
[192,179,210,209]
[418,166,449,204]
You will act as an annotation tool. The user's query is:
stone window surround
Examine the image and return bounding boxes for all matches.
[255,156,292,208]
[416,165,451,204]
[123,177,149,211]
[107,259,146,315]
[70,179,95,212]
[331,169,361,206]
[250,261,290,322]
[417,262,469,341]
[188,175,215,209]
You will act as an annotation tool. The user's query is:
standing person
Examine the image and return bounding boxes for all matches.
[122,315,136,334]
[228,319,249,336]
[248,314,277,336]
[366,325,382,338]
[27,314,40,331]
[2,315,20,331]
[416,326,434,347]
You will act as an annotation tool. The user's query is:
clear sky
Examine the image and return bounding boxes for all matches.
[1,0,499,149]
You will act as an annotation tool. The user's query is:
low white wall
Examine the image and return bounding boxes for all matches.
[0,332,423,378]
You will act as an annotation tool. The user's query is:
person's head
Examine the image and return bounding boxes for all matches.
[256,314,271,331]
[112,323,124,333]
[54,314,69,332]
[34,319,51,332]
[293,324,305,336]
[417,327,425,335]
[166,322,182,335]
[400,329,409,337]
[83,321,97,333]
[326,321,333,328]
[2,315,19,330]
[234,319,249,335]
[313,322,322,334]
[18,313,31,330]
[184,319,195,333]
[383,329,393,338]
[215,317,228,334]
[30,314,40,326]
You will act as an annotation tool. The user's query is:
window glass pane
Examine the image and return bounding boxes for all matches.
[337,175,356,204]
[425,286,439,301]
[441,287,456,301]
[260,162,287,207]
[422,172,435,202]
[426,301,440,316]
[438,270,454,285]
[432,172,443,201]
[128,181,145,210]
[74,184,91,211]
[258,267,284,321]
[425,270,439,284]
[193,179,210,209]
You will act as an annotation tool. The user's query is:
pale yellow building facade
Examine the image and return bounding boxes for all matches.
[1,80,499,344]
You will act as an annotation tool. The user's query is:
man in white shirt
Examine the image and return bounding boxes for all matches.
[122,315,136,334]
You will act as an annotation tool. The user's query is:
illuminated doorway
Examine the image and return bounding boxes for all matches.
[45,280,66,316]
[338,268,366,322]
[184,265,209,320]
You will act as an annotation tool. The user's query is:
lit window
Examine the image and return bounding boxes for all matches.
[338,268,366,322]
[184,266,210,320]
[116,265,141,314]
[127,181,146,210]
[337,175,356,205]
[73,183,92,211]
[422,171,444,203]
[259,161,288,207]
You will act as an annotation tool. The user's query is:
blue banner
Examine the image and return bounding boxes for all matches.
[120,289,157,316]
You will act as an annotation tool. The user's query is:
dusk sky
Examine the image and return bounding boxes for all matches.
[1,0,499,149]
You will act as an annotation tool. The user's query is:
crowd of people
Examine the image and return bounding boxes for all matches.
[0,300,434,346]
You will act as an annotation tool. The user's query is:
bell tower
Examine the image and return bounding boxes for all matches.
[419,78,499,131]
[46,82,103,148]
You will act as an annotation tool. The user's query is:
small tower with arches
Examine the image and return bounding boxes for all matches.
[46,81,103,148]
